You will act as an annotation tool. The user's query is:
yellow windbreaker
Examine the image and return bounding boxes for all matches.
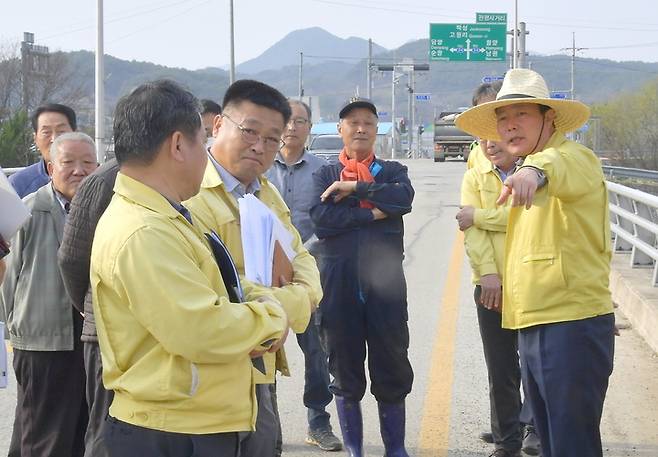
[185,160,322,383]
[91,173,287,434]
[502,132,614,329]
[460,158,511,284]
[467,142,489,170]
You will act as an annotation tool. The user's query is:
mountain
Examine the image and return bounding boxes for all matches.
[58,36,658,127]
[236,27,387,74]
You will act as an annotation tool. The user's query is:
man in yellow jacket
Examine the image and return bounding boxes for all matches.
[91,80,288,456]
[459,138,522,457]
[457,69,615,457]
[185,80,321,457]
[458,81,540,456]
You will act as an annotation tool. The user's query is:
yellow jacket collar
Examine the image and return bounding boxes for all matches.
[200,159,268,191]
[113,172,181,220]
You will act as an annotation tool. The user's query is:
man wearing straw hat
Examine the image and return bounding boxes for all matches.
[456,69,615,457]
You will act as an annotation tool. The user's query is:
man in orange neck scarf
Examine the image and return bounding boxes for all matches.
[310,98,415,457]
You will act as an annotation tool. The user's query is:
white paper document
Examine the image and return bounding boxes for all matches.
[239,194,295,287]
[0,169,31,241]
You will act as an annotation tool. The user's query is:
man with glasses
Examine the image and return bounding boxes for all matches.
[9,103,78,198]
[265,100,342,453]
[186,80,321,457]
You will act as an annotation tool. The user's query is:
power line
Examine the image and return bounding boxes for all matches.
[308,0,470,19]
[108,0,212,44]
[586,41,658,50]
[528,21,657,33]
[308,0,658,32]
[39,0,200,41]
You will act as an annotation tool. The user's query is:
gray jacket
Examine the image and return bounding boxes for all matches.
[1,184,78,351]
[58,159,119,342]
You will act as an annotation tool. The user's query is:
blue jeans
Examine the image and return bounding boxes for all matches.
[519,314,615,457]
[297,314,333,430]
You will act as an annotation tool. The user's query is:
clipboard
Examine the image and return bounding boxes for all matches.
[272,240,293,287]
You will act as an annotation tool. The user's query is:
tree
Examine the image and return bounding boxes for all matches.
[589,77,658,170]
[0,40,88,166]
[0,110,33,167]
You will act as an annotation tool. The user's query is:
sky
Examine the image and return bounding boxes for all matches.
[2,0,658,70]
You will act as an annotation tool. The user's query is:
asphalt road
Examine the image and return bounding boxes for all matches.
[1,159,657,456]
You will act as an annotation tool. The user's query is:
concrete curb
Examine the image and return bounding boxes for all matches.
[609,254,658,354]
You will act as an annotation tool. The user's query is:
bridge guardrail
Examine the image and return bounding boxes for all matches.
[603,165,658,181]
[608,181,658,286]
[3,168,23,176]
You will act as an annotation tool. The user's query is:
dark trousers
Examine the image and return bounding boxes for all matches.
[239,383,278,457]
[83,341,114,457]
[269,383,283,457]
[318,260,413,403]
[296,314,333,430]
[102,417,240,457]
[10,346,88,457]
[519,314,615,457]
[474,286,522,452]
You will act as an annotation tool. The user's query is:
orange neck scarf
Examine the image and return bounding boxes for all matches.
[339,148,375,208]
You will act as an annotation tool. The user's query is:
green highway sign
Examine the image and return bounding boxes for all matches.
[476,12,507,24]
[429,23,507,62]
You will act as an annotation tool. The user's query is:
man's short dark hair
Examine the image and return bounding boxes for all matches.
[288,99,312,121]
[222,80,291,125]
[201,99,222,116]
[31,103,77,132]
[113,80,201,165]
[472,81,503,107]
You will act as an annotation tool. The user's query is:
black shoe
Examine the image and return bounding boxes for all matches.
[489,449,521,457]
[306,426,343,452]
[479,431,494,444]
[522,425,541,456]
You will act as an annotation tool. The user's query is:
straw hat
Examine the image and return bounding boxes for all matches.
[455,69,590,141]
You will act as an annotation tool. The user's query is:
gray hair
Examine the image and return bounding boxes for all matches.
[288,99,312,120]
[472,80,503,107]
[50,132,96,163]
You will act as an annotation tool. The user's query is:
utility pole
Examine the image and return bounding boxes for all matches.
[373,62,430,159]
[517,22,529,68]
[407,69,414,158]
[391,69,397,159]
[20,32,49,111]
[560,33,587,100]
[513,0,518,68]
[229,0,235,84]
[95,0,105,163]
[366,38,372,99]
[298,52,304,97]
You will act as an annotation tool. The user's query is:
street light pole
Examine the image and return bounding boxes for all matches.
[367,38,372,99]
[229,0,235,84]
[298,52,303,98]
[513,0,518,68]
[95,0,105,163]
[391,68,396,159]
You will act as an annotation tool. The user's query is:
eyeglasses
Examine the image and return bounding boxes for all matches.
[287,118,309,127]
[222,114,285,151]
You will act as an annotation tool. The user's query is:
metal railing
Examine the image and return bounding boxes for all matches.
[603,165,658,181]
[3,168,23,176]
[608,181,658,286]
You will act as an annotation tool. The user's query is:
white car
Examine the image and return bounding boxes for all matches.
[309,134,344,164]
